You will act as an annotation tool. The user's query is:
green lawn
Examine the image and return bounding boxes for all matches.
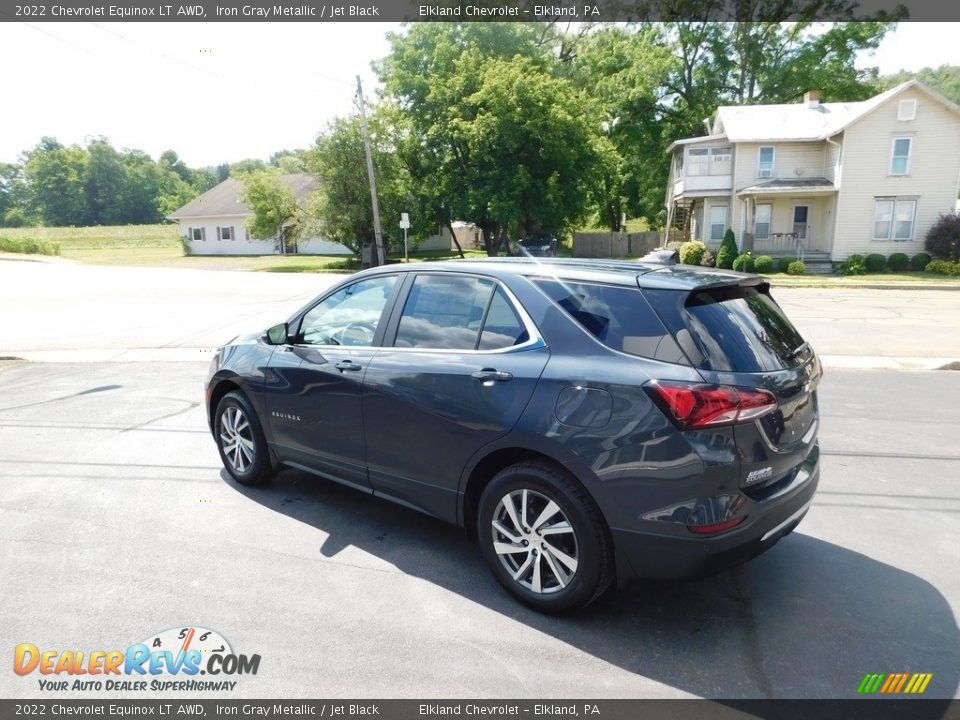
[0,224,490,271]
[763,271,960,287]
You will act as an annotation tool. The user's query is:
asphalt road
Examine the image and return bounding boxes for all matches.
[1,257,958,701]
[1,258,959,364]
[0,362,957,700]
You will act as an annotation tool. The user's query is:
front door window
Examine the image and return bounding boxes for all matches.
[793,206,809,240]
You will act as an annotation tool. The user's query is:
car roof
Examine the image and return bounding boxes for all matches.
[358,257,759,291]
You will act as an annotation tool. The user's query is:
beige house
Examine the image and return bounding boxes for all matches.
[664,81,960,266]
[169,174,351,256]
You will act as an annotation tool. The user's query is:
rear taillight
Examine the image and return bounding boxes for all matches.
[644,380,777,430]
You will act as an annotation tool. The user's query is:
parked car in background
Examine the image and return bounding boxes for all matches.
[206,258,821,613]
[515,234,558,257]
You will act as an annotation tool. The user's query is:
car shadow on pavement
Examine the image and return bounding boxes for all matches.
[223,467,960,703]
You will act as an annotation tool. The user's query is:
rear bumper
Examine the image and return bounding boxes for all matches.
[611,461,819,584]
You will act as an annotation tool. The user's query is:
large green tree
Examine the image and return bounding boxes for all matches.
[882,65,960,104]
[570,25,674,229]
[307,113,418,256]
[22,138,89,227]
[240,171,303,252]
[379,23,610,254]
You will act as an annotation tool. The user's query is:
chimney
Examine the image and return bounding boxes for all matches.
[804,90,821,109]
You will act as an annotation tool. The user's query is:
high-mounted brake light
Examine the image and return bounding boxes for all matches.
[644,381,777,430]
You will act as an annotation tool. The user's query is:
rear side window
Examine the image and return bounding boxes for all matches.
[644,285,808,373]
[395,276,531,351]
[478,287,529,350]
[534,279,688,364]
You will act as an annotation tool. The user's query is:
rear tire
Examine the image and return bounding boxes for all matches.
[477,462,613,613]
[214,391,272,486]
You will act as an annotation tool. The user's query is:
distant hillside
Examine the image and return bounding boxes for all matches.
[882,65,960,105]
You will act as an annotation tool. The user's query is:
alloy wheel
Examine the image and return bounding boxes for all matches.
[490,488,579,594]
[219,405,256,474]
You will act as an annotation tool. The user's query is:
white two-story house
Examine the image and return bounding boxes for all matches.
[664,80,960,264]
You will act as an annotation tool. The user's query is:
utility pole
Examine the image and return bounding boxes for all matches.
[355,75,386,266]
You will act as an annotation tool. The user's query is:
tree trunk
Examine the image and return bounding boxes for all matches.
[445,220,466,259]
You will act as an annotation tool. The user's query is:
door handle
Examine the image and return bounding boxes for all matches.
[335,360,363,372]
[471,368,513,384]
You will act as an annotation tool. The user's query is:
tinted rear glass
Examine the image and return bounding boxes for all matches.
[534,279,688,364]
[644,285,808,373]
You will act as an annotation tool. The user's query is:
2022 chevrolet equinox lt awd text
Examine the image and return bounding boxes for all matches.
[206,258,821,613]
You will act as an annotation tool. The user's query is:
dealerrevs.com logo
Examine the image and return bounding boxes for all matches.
[14,626,260,692]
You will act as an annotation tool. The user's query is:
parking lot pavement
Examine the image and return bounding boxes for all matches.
[0,360,957,700]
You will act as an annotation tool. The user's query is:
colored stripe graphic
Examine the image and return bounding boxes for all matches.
[858,673,932,694]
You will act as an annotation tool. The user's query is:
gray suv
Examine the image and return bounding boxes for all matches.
[206,258,821,613]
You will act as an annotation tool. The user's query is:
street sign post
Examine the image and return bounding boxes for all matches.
[400,212,410,262]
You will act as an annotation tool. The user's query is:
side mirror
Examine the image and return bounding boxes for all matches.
[266,322,289,345]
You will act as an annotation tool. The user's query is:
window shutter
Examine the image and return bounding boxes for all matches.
[201,227,206,241]
[230,226,235,241]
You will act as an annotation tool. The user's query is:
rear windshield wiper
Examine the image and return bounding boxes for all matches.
[787,341,810,360]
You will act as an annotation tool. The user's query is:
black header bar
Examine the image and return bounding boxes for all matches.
[2,0,956,22]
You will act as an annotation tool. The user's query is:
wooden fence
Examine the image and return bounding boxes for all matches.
[573,230,675,258]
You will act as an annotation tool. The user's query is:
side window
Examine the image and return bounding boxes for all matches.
[534,279,688,365]
[478,287,529,350]
[395,275,494,350]
[298,276,396,347]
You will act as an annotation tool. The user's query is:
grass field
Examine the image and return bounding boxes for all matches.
[0,224,491,271]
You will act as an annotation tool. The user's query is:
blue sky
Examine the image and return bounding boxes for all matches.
[0,22,955,168]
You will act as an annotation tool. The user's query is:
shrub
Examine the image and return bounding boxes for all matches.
[911,252,932,271]
[179,235,192,256]
[887,252,909,271]
[753,255,774,273]
[732,252,755,272]
[925,259,960,277]
[787,260,806,275]
[777,256,794,273]
[679,240,707,266]
[0,236,60,256]
[836,254,866,276]
[700,249,716,268]
[925,211,960,260]
[2,208,26,228]
[864,253,887,272]
[716,229,738,269]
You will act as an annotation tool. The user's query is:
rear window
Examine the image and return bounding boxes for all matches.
[534,279,688,364]
[644,285,808,373]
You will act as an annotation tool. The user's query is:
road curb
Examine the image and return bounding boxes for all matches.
[819,355,960,371]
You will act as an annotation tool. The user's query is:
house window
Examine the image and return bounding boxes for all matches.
[190,227,204,242]
[688,149,709,176]
[893,200,917,240]
[890,137,912,175]
[218,226,234,241]
[711,147,731,164]
[897,99,917,121]
[754,204,772,239]
[709,205,728,241]
[757,147,775,178]
[874,198,917,241]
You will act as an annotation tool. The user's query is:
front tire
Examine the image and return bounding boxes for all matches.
[214,391,272,486]
[478,462,613,613]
